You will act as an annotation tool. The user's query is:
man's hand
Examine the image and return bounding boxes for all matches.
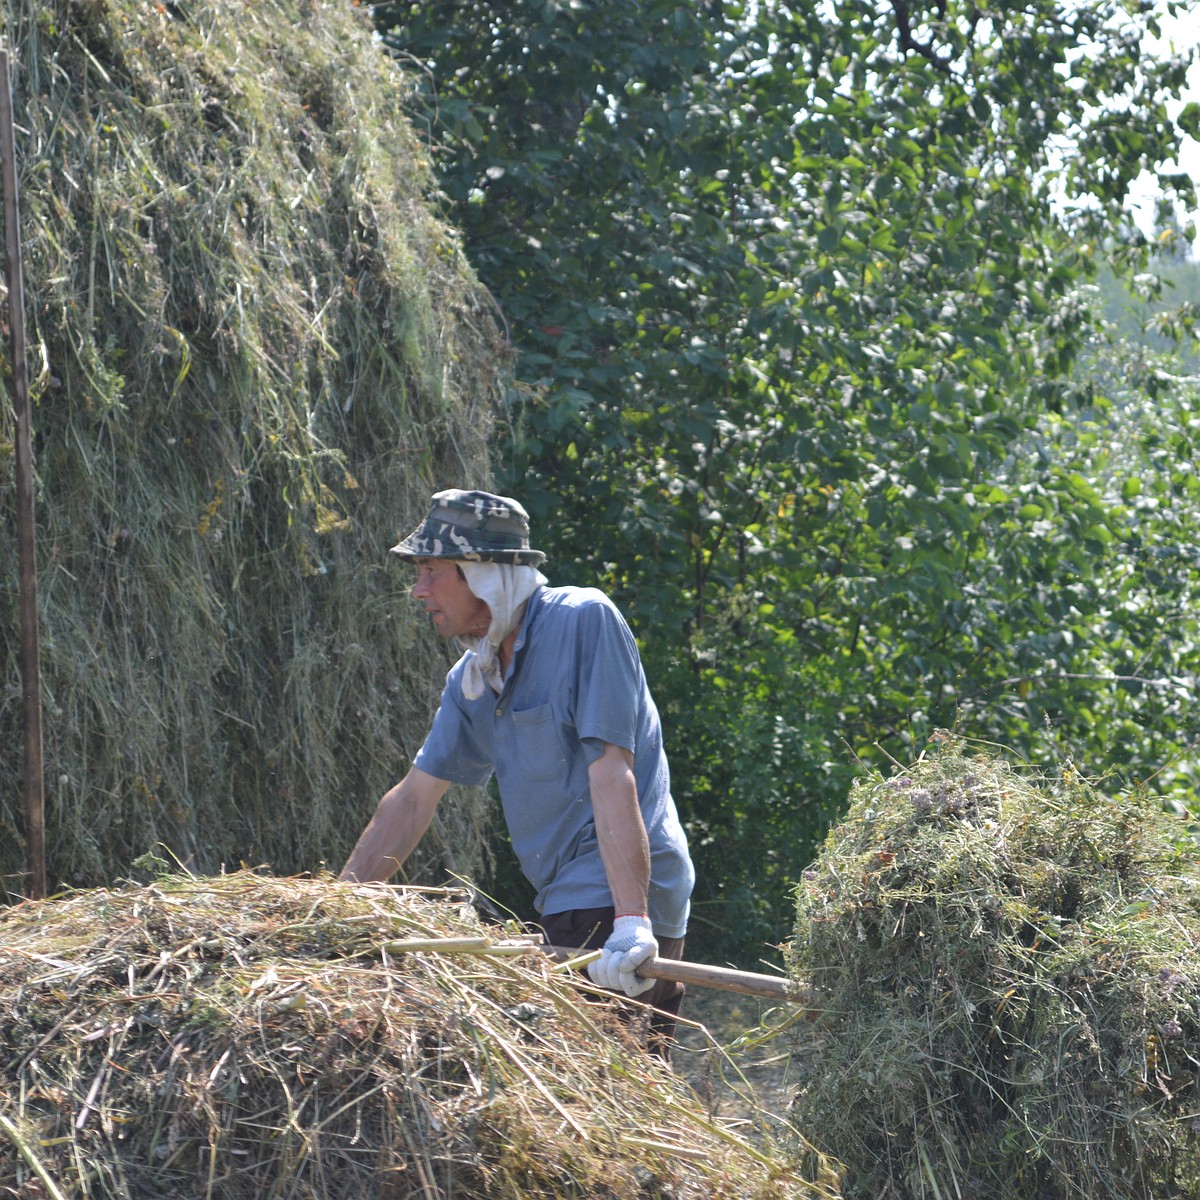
[587,915,658,996]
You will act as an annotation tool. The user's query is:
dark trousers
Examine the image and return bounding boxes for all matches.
[539,906,685,1060]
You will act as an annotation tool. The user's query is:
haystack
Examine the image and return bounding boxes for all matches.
[786,737,1200,1200]
[0,0,501,896]
[0,870,840,1199]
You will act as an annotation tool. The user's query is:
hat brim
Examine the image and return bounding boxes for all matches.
[389,536,546,566]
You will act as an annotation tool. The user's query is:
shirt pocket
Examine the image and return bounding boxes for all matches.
[510,703,569,782]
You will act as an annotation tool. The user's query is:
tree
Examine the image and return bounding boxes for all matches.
[374,0,1199,957]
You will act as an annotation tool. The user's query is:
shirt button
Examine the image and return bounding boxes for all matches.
[495,707,503,717]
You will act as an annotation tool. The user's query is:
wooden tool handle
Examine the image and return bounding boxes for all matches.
[639,955,801,1001]
[548,946,804,1002]
[377,933,810,1004]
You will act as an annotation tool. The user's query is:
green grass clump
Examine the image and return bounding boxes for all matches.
[0,0,503,894]
[787,737,1200,1200]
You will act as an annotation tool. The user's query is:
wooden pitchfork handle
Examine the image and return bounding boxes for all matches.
[380,935,810,1003]
[546,945,805,1002]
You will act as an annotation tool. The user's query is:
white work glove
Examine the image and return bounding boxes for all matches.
[587,915,658,997]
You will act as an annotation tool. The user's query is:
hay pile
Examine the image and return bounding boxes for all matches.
[0,0,501,895]
[0,870,840,1199]
[786,737,1200,1200]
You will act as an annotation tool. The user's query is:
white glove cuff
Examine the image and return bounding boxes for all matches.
[613,914,652,936]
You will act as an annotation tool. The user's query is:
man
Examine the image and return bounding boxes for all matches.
[340,488,695,1051]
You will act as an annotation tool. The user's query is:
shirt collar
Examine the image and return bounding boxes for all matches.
[507,583,544,666]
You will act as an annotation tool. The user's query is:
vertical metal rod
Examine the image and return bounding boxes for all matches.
[0,45,46,900]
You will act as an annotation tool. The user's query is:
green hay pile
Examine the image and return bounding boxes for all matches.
[0,0,505,894]
[786,738,1200,1200]
[0,871,840,1199]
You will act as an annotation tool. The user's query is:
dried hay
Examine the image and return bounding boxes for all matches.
[786,736,1200,1200]
[0,869,841,1199]
[0,0,502,894]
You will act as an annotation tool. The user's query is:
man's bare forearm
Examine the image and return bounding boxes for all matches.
[589,743,651,917]
[340,768,450,883]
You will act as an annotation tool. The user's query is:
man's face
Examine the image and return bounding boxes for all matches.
[410,559,491,640]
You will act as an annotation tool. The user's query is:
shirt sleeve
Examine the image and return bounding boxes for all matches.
[412,667,496,786]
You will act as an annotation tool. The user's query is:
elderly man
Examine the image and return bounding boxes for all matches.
[341,488,695,1051]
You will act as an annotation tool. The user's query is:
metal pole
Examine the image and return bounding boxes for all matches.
[0,45,46,900]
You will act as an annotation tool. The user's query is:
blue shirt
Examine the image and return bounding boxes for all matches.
[413,585,693,937]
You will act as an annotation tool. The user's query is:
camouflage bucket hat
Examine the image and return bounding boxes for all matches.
[390,489,546,566]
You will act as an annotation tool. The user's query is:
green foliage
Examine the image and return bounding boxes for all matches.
[375,0,1200,961]
[1095,256,1200,365]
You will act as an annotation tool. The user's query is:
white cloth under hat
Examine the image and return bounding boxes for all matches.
[456,562,546,699]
